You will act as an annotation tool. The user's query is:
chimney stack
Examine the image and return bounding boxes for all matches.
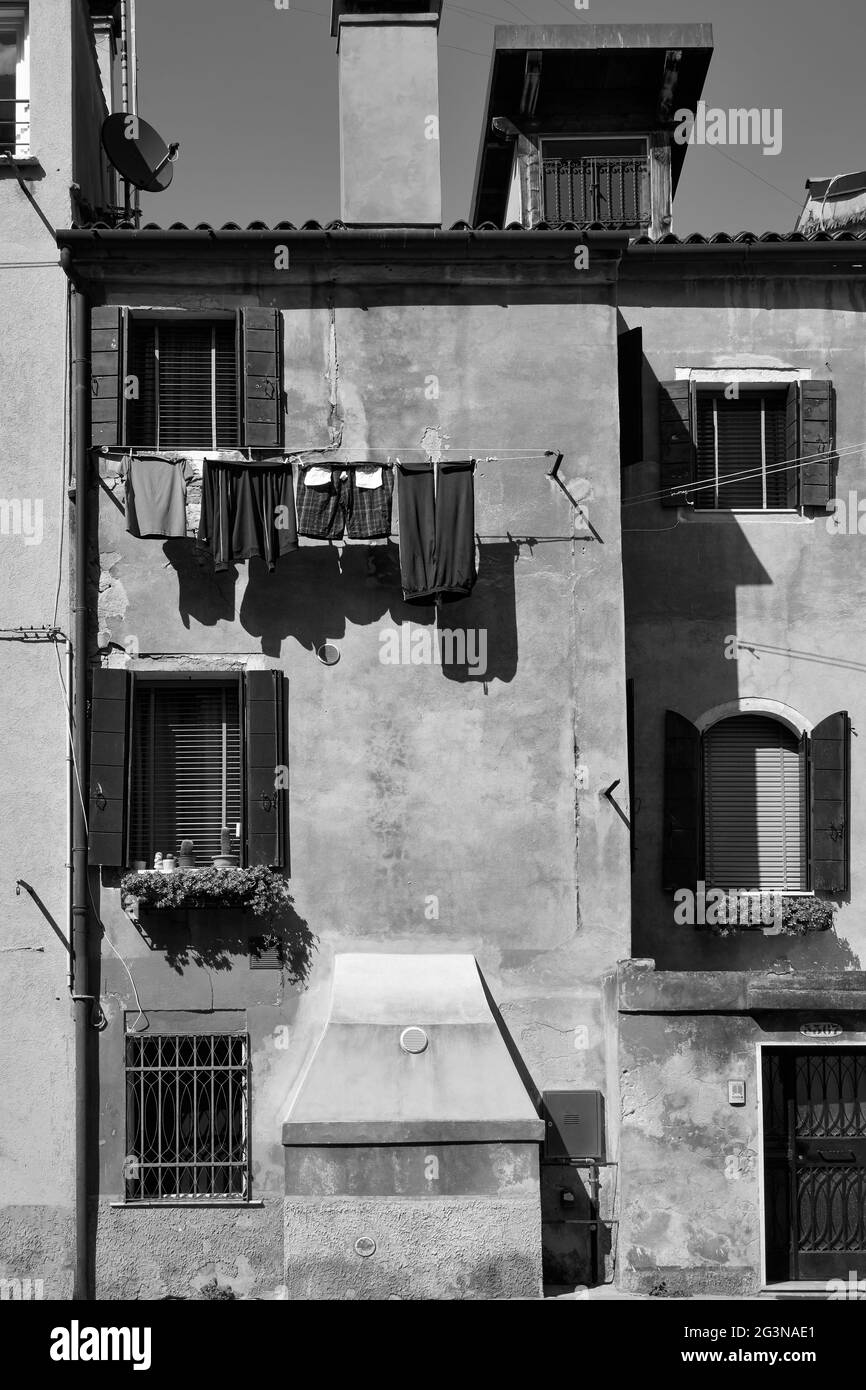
[331,1,444,226]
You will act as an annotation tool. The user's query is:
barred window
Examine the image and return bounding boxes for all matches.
[124,1033,250,1201]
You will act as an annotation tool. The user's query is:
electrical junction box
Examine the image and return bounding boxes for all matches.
[542,1090,605,1161]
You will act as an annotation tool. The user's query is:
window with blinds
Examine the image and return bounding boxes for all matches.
[695,389,788,509]
[704,714,806,891]
[129,682,242,866]
[126,319,239,450]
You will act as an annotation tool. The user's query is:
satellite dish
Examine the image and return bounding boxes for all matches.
[101,113,179,192]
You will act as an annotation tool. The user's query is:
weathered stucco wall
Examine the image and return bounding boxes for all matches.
[620,279,866,972]
[91,280,632,1295]
[619,1003,866,1294]
[0,0,84,1300]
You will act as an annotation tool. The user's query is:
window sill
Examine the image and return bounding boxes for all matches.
[111,1200,264,1209]
[0,155,39,171]
[681,508,811,524]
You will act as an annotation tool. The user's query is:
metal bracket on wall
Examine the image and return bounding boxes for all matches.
[603,778,631,830]
[546,451,603,543]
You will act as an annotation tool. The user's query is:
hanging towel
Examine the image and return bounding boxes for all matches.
[120,453,193,539]
[198,457,298,571]
[397,459,477,603]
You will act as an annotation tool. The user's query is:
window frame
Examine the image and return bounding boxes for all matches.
[123,1030,252,1205]
[127,671,246,870]
[0,3,29,158]
[701,712,809,893]
[123,310,242,452]
[693,383,790,513]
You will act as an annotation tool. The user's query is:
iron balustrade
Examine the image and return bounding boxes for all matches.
[541,155,647,229]
[0,98,30,156]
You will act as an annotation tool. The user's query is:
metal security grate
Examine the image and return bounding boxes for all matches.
[541,156,647,229]
[0,97,29,155]
[124,1033,250,1201]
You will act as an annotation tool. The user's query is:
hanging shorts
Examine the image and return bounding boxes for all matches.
[296,464,394,540]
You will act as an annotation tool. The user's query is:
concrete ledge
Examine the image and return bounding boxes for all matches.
[282,1120,545,1145]
[618,959,866,1014]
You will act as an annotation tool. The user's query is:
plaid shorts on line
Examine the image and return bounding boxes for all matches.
[296,465,394,540]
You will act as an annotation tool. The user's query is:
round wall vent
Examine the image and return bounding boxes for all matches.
[316,642,341,666]
[399,1026,428,1054]
[354,1236,376,1258]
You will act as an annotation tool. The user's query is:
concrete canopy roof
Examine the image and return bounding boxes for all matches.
[471,22,714,227]
[282,953,544,1145]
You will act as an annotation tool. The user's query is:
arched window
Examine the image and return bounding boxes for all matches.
[703,715,805,891]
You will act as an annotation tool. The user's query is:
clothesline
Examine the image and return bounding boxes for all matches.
[93,446,558,464]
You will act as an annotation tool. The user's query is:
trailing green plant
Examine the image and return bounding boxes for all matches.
[779,896,835,935]
[121,865,293,930]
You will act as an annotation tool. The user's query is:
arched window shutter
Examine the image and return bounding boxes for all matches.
[810,710,850,892]
[662,709,701,890]
[88,668,131,865]
[244,670,287,867]
[658,381,694,507]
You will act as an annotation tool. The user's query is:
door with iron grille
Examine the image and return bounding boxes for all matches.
[763,1048,866,1281]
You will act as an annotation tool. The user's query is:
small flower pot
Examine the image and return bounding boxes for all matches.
[211,855,238,870]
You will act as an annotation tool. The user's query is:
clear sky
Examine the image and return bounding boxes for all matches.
[134,0,866,233]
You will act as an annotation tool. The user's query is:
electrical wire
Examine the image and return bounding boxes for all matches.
[102,925,147,1034]
[623,439,865,509]
[54,639,88,836]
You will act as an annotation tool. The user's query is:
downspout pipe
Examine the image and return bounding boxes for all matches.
[67,263,93,1301]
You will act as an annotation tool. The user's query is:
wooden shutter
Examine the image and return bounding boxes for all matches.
[90,305,126,449]
[128,679,242,867]
[704,715,805,891]
[618,328,643,467]
[810,710,850,893]
[245,670,287,867]
[799,380,834,509]
[88,667,131,865]
[658,381,694,507]
[662,710,701,890]
[241,308,282,449]
[784,382,800,508]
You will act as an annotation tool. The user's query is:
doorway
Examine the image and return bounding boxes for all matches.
[763,1047,866,1282]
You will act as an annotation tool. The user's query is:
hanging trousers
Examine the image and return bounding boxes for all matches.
[397,460,477,603]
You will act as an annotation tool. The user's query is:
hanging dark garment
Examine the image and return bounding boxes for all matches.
[198,457,298,572]
[397,459,477,603]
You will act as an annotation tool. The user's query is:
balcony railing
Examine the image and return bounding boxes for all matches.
[541,155,648,230]
[0,98,30,157]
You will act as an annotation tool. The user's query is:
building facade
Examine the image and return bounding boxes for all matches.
[2,1,865,1299]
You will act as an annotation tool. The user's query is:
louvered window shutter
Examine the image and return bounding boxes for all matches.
[244,670,287,867]
[241,308,282,448]
[784,382,800,508]
[126,320,239,450]
[662,710,701,890]
[128,680,242,867]
[799,380,834,509]
[704,715,806,891]
[89,668,131,865]
[90,306,126,448]
[658,381,694,506]
[810,710,850,893]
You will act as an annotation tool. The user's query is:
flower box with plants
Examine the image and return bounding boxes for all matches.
[121,830,291,928]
